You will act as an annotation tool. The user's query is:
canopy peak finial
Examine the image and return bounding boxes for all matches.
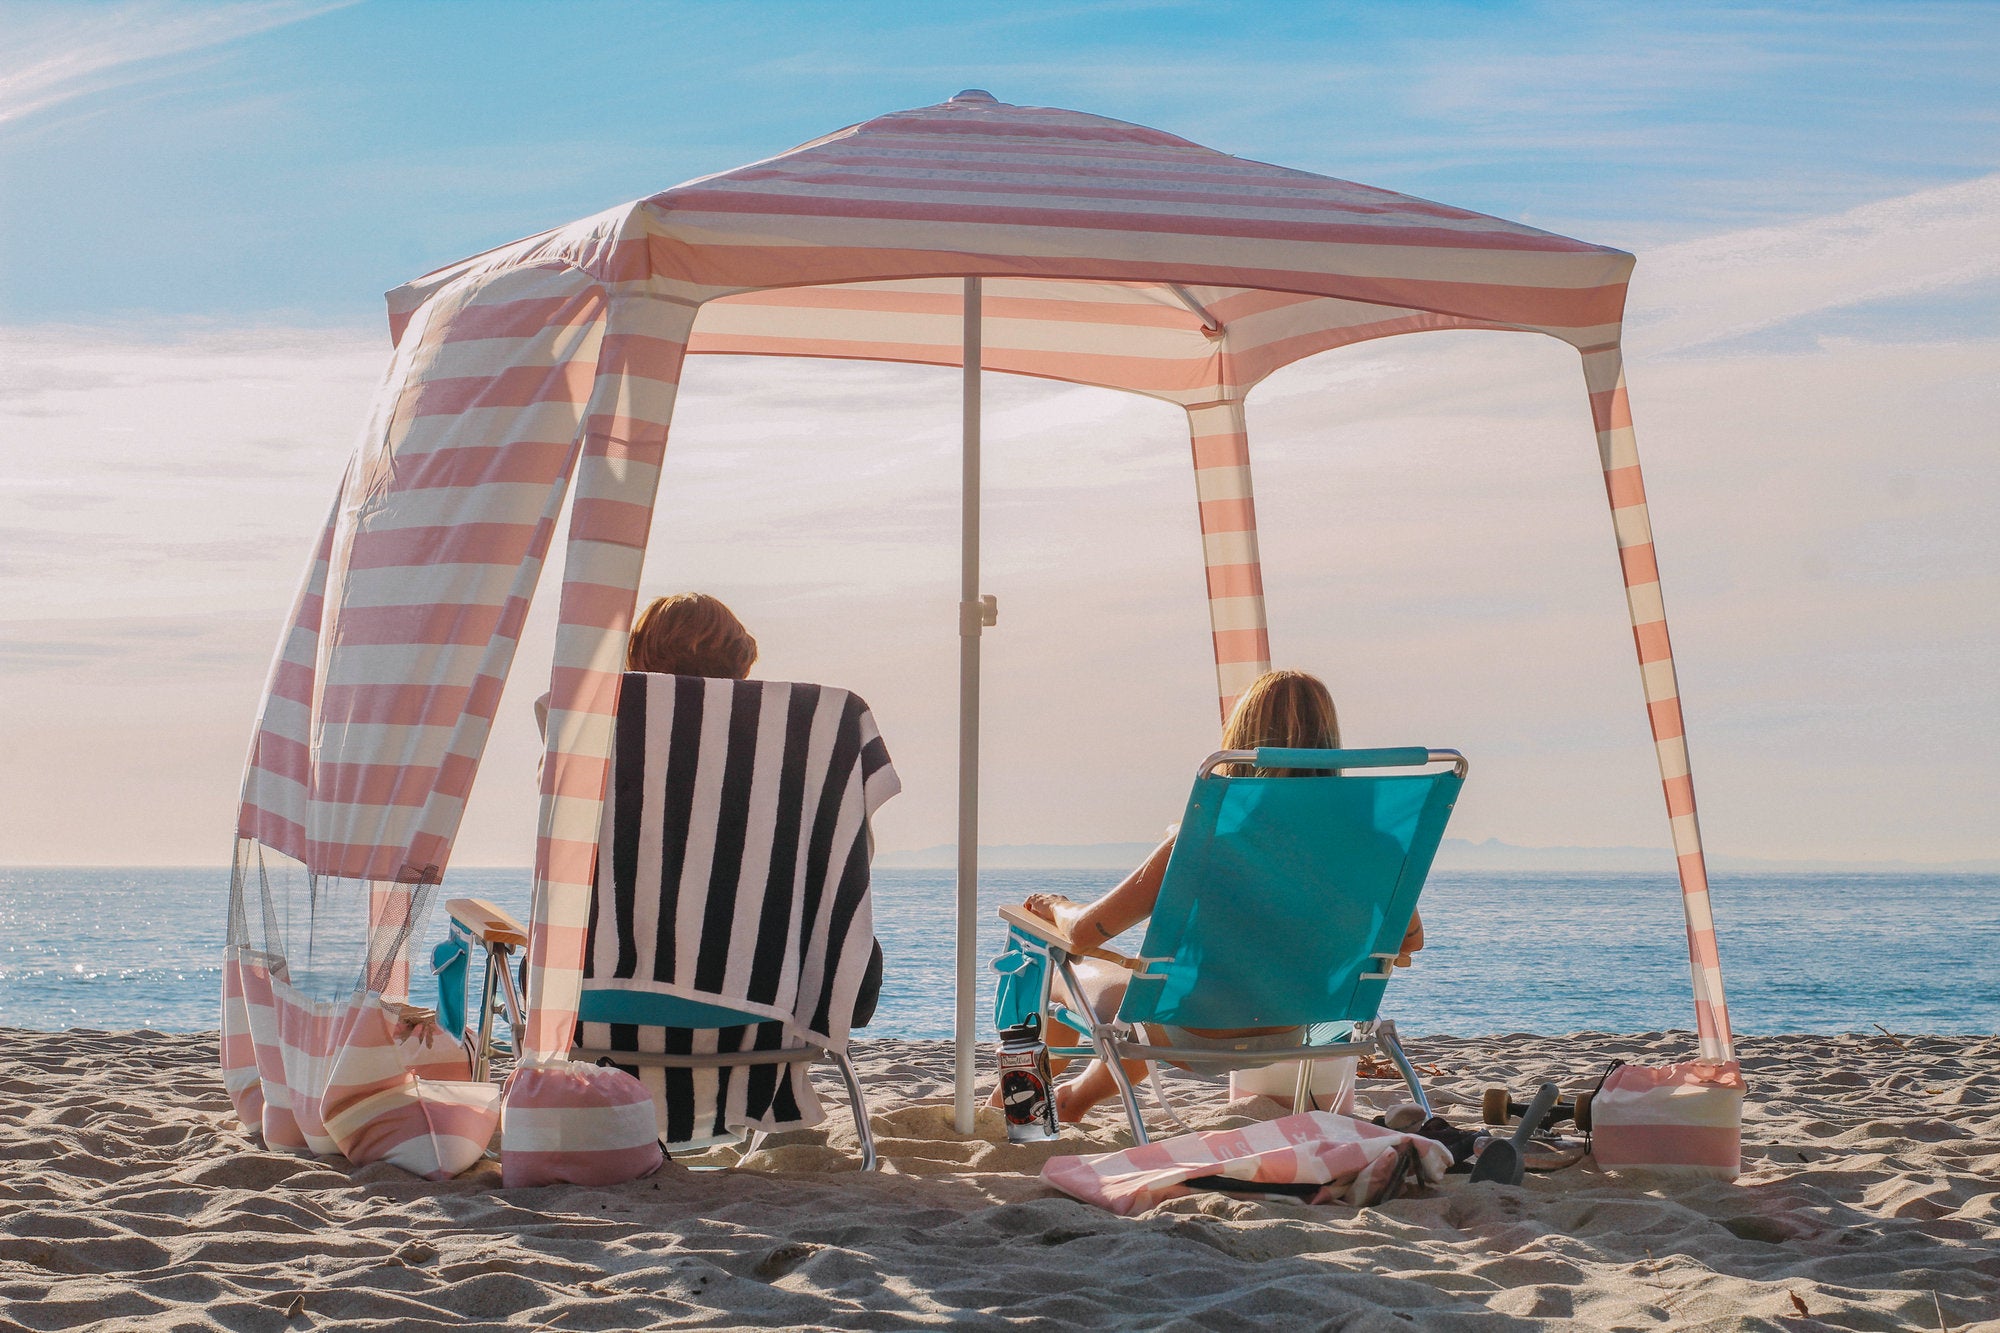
[951,88,997,104]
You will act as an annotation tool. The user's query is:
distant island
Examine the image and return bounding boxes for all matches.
[875,838,2000,874]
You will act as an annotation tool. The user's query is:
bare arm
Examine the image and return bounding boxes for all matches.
[1026,833,1175,945]
[1395,909,1425,966]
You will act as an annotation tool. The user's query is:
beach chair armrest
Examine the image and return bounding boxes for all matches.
[1360,952,1401,980]
[997,905,1146,972]
[446,897,528,949]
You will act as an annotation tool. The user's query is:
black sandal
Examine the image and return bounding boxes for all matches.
[1360,1141,1422,1206]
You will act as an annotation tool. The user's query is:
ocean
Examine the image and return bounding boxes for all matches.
[2,867,1995,1039]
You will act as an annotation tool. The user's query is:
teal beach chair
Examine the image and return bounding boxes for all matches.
[995,746,1466,1144]
[437,898,528,1082]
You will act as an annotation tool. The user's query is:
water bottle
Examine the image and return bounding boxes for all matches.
[996,1014,1058,1142]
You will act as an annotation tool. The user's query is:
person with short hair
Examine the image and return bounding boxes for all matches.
[625,592,758,679]
[536,592,759,738]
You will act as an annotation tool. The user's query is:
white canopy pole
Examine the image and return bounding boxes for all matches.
[953,277,984,1134]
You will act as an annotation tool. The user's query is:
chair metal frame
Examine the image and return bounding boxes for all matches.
[568,1034,878,1171]
[1000,745,1466,1145]
[442,897,878,1169]
[443,897,528,1084]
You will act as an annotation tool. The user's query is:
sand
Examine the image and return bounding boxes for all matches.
[1,1029,1995,1331]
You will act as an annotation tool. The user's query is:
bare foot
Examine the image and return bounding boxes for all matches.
[1053,1079,1095,1124]
[1052,1061,1114,1123]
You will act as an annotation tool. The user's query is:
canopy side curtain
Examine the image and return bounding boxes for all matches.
[223,261,636,1176]
[234,262,615,883]
[1581,343,1733,1063]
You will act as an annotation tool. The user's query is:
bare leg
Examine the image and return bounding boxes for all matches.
[1038,956,1136,1123]
[983,1012,1082,1108]
[1053,1055,1149,1123]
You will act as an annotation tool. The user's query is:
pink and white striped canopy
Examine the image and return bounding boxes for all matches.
[389,90,1634,391]
[235,91,1732,1074]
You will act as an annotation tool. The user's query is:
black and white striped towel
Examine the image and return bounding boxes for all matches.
[581,673,899,1149]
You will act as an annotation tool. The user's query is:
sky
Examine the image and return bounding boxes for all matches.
[1,0,1995,868]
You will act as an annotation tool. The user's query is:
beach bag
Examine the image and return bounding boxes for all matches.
[1590,1060,1744,1179]
[1042,1110,1452,1215]
[501,1062,664,1188]
[319,997,501,1181]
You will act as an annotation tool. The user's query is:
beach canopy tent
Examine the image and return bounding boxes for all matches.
[222,91,1732,1168]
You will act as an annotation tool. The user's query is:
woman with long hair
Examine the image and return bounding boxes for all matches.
[1015,669,1424,1122]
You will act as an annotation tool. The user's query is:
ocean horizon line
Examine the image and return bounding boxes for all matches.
[7,840,1997,876]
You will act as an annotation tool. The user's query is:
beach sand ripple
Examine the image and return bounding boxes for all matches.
[1,1029,1995,1330]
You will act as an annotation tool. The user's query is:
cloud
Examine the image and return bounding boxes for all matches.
[0,324,382,623]
[1630,172,2000,354]
[0,610,271,672]
[0,0,348,130]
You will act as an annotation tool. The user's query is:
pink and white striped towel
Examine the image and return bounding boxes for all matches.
[1042,1111,1452,1215]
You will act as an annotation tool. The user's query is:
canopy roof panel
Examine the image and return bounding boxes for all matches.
[388,91,1634,402]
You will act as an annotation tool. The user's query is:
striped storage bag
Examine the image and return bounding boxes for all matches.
[1591,1060,1745,1179]
[501,1062,665,1188]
